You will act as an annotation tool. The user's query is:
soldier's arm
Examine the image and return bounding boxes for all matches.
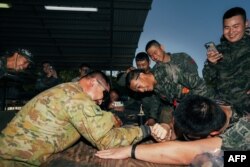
[202,59,219,87]
[96,137,223,165]
[141,94,160,121]
[68,101,150,150]
[116,72,127,87]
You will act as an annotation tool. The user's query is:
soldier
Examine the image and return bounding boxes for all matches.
[95,97,249,165]
[202,7,250,116]
[126,65,213,110]
[0,71,153,166]
[144,40,214,123]
[116,52,161,126]
[71,63,91,82]
[0,48,33,78]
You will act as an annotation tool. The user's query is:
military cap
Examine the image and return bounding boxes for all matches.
[16,48,34,63]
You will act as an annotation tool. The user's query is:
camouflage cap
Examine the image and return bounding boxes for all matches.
[16,48,34,63]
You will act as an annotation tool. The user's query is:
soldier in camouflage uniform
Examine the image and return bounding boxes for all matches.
[143,40,215,123]
[202,7,250,116]
[0,48,33,78]
[0,71,152,166]
[144,40,214,103]
[116,52,161,125]
[0,49,34,110]
[95,97,249,165]
[126,57,214,109]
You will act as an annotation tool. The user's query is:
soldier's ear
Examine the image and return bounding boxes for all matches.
[210,131,220,137]
[89,78,96,88]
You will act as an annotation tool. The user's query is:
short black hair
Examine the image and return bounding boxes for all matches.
[84,70,110,102]
[223,7,246,23]
[79,63,90,69]
[84,70,110,87]
[135,52,150,62]
[173,95,227,140]
[145,40,161,52]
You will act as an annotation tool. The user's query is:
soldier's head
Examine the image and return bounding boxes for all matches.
[145,40,165,63]
[135,52,150,73]
[126,69,156,93]
[6,48,33,71]
[78,63,91,77]
[80,70,110,105]
[173,95,231,141]
[223,7,248,43]
[109,88,120,102]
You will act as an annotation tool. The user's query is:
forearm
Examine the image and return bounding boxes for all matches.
[97,125,151,150]
[202,62,218,85]
[133,137,222,165]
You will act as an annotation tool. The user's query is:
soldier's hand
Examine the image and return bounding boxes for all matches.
[207,50,223,64]
[150,123,172,142]
[126,67,136,73]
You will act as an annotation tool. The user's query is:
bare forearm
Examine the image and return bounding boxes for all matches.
[134,137,222,165]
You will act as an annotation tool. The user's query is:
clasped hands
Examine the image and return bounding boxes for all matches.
[150,123,172,142]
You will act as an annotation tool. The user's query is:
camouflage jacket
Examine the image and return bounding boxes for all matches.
[202,35,250,116]
[153,52,214,105]
[220,116,250,151]
[0,82,144,166]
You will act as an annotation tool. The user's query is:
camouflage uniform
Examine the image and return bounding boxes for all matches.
[202,34,250,116]
[153,52,214,105]
[220,116,250,151]
[117,71,161,122]
[0,82,147,166]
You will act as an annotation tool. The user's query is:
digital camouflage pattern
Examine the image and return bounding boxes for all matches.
[0,82,144,166]
[202,34,250,116]
[220,116,250,151]
[153,52,214,105]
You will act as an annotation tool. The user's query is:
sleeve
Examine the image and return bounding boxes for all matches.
[141,94,161,120]
[174,56,215,99]
[202,60,219,88]
[116,73,127,87]
[219,116,250,151]
[67,99,147,150]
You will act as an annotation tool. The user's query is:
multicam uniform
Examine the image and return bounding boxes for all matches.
[202,34,250,116]
[153,52,214,105]
[0,82,147,166]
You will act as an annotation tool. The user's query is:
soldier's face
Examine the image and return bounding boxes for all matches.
[93,79,110,105]
[130,73,154,92]
[223,15,247,43]
[146,45,165,63]
[15,55,30,71]
[80,67,90,76]
[110,91,119,102]
[136,60,150,72]
[43,63,51,73]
